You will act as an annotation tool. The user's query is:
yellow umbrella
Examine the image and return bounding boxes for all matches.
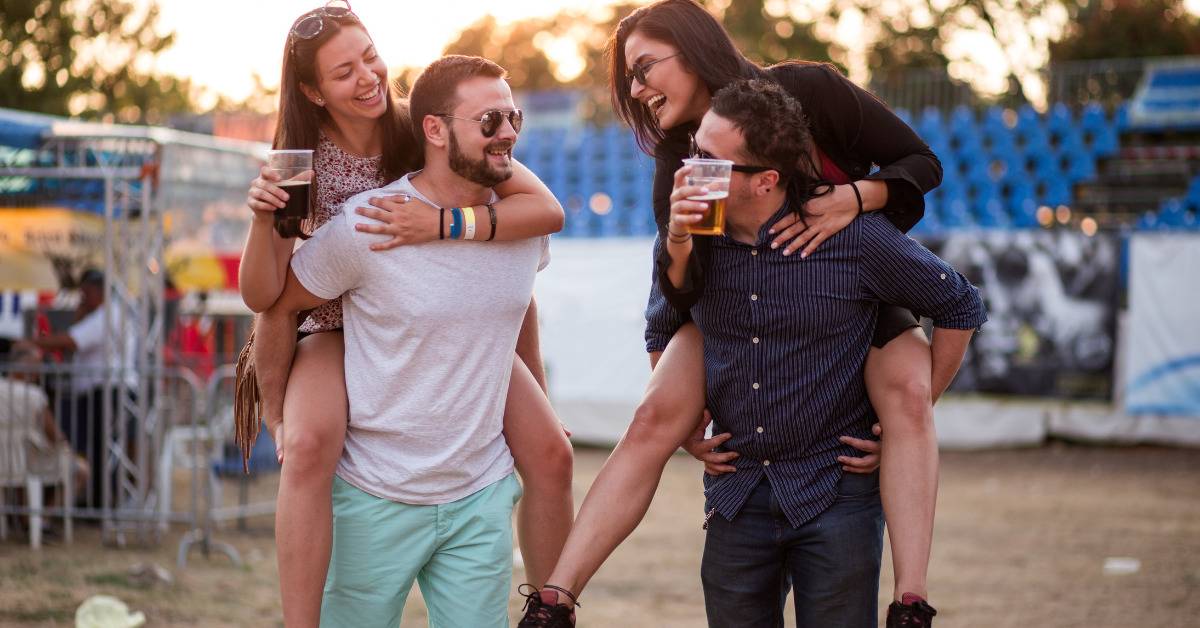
[0,241,60,291]
[165,242,228,291]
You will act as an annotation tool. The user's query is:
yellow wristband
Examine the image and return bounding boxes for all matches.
[463,206,477,240]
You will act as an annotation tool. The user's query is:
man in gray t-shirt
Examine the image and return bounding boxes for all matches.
[255,56,547,628]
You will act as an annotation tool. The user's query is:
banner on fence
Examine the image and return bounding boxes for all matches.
[923,230,1119,399]
[1125,233,1200,416]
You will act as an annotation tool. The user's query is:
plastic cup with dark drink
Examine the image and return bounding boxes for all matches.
[682,157,733,236]
[267,149,314,237]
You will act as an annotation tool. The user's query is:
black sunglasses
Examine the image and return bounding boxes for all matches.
[436,109,524,138]
[690,136,775,174]
[626,53,680,86]
[290,1,355,55]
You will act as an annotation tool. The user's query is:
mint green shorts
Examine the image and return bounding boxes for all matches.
[320,473,522,628]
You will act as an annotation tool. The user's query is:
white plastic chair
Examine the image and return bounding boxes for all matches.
[0,424,74,549]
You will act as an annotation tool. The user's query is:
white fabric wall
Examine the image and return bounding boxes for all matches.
[535,236,1200,448]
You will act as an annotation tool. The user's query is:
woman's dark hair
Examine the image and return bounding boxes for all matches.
[606,0,764,155]
[273,8,419,238]
[709,79,832,220]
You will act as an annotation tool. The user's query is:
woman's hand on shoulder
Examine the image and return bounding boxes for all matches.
[353,193,439,251]
[246,166,287,218]
[767,184,859,258]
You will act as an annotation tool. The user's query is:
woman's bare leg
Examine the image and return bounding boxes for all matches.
[275,331,347,628]
[505,355,574,587]
[865,327,936,601]
[543,322,706,598]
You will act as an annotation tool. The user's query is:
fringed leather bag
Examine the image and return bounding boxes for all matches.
[233,324,262,474]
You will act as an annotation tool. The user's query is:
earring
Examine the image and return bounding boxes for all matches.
[316,97,325,105]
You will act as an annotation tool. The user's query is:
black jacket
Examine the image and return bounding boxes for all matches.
[652,61,942,312]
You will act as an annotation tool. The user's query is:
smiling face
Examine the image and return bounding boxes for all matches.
[695,111,753,205]
[624,30,711,131]
[304,25,388,123]
[443,76,519,187]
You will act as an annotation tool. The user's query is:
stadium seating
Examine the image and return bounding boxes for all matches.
[517,98,1187,237]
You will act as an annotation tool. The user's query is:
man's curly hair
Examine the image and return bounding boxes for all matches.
[709,79,831,211]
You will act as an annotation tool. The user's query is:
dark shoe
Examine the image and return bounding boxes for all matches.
[886,593,937,628]
[517,584,576,628]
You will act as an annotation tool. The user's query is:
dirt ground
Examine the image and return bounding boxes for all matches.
[2,443,1198,627]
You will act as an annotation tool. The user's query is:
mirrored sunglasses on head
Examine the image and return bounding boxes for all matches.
[290,0,355,55]
[436,109,524,138]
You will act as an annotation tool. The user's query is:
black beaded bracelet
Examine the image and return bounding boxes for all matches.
[848,181,863,215]
[439,207,446,240]
[486,203,497,241]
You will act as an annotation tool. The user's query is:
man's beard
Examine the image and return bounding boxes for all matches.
[449,128,513,188]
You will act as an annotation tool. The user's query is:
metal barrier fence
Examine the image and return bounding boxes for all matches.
[0,360,277,568]
[869,57,1152,113]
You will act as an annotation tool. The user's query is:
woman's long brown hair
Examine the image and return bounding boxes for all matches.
[273,9,419,238]
[606,0,764,157]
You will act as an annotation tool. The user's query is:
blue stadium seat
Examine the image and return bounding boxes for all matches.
[916,107,946,145]
[1011,198,1040,228]
[1079,103,1119,157]
[1187,176,1200,204]
[1034,177,1072,207]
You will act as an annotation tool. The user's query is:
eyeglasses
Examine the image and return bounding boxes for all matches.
[626,53,680,86]
[689,136,775,174]
[290,1,355,55]
[436,109,524,137]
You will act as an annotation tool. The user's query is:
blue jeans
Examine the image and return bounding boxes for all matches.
[701,473,884,628]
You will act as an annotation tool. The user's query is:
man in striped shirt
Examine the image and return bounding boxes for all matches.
[657,79,987,627]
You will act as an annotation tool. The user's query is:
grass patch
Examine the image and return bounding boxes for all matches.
[0,605,75,622]
[85,572,140,589]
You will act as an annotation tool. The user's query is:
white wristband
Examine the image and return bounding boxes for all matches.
[463,206,477,240]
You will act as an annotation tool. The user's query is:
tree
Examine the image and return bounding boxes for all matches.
[1050,0,1200,62]
[710,0,838,68]
[0,0,195,123]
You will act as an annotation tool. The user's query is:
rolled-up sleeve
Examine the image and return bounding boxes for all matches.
[857,215,987,330]
[645,236,690,353]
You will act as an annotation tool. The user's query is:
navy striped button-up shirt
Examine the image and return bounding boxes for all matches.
[647,209,987,528]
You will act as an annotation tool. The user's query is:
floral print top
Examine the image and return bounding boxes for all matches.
[297,134,386,333]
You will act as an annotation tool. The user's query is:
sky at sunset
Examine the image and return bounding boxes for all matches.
[149,0,1200,107]
[150,0,637,106]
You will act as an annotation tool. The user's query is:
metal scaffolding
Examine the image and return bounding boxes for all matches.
[1,110,266,547]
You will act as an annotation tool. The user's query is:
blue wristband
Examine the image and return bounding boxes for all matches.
[449,207,463,239]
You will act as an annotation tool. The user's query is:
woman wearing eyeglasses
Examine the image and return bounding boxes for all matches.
[237,3,571,626]
[519,1,943,627]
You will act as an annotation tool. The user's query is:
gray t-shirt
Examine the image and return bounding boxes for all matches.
[291,172,549,504]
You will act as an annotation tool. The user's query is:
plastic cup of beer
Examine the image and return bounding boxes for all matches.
[267,149,314,236]
[682,158,733,236]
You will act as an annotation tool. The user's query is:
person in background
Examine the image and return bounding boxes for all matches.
[1,343,91,528]
[18,268,136,508]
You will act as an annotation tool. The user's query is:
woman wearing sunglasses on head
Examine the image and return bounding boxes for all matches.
[236,3,572,626]
[518,1,943,627]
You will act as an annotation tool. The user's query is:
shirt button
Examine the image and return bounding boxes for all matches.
[763,460,771,466]
[751,249,759,256]
[752,382,760,390]
[750,294,758,301]
[940,273,947,280]
[756,426,764,433]
[752,337,760,344]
